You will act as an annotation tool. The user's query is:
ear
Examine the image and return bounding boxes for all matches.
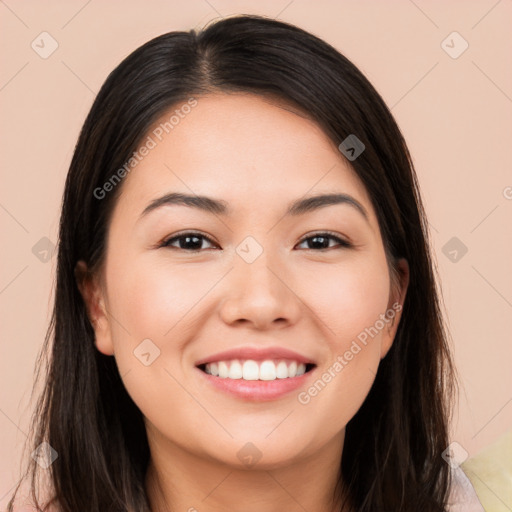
[75,260,115,356]
[380,258,409,359]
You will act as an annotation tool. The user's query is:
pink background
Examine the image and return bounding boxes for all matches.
[1,0,511,506]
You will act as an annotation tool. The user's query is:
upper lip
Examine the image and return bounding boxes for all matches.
[194,346,316,367]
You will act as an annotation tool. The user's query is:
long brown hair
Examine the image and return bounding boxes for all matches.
[8,14,456,511]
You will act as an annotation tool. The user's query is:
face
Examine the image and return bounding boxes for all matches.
[79,93,408,470]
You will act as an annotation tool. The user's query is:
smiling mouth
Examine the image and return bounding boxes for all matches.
[197,359,316,381]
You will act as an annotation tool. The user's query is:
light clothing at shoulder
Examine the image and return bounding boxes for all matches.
[446,465,485,511]
[461,430,512,512]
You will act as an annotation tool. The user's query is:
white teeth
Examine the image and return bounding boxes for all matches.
[242,360,260,380]
[203,359,311,380]
[228,360,243,379]
[218,361,229,378]
[276,361,288,379]
[259,360,277,380]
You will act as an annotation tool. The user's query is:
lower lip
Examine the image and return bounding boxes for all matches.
[196,366,316,401]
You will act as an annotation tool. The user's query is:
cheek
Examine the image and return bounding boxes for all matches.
[103,257,214,438]
[107,256,214,342]
[294,256,390,427]
[103,255,226,404]
[298,255,391,345]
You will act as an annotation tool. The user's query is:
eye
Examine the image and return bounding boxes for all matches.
[159,230,352,252]
[160,231,218,251]
[295,232,352,250]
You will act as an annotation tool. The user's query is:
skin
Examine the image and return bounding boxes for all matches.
[77,92,409,512]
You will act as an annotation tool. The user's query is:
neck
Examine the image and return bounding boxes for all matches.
[144,430,349,512]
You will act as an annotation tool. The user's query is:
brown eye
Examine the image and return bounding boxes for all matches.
[160,232,218,251]
[296,232,352,250]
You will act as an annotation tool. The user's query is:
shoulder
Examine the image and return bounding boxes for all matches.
[460,430,512,511]
[446,465,485,512]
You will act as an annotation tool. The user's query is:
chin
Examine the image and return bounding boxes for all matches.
[204,435,315,471]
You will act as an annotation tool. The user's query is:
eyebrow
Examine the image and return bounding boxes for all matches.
[140,192,369,221]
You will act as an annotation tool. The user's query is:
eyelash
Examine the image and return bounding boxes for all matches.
[159,231,353,252]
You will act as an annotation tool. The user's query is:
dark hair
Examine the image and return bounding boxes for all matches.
[8,14,456,512]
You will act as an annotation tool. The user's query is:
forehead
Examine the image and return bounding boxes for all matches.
[113,93,374,223]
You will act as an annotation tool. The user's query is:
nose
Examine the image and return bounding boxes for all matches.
[218,251,302,330]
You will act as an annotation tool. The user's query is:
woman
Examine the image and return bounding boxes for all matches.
[8,14,483,512]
